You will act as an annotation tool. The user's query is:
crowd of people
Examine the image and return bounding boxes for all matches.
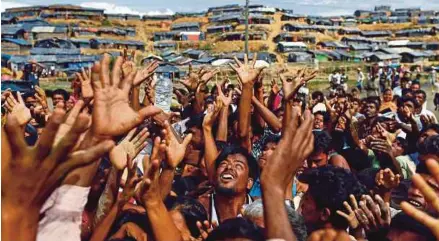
[2,52,439,241]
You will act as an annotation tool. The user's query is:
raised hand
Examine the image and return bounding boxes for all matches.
[336,194,360,229]
[138,151,161,205]
[420,114,436,127]
[401,159,439,239]
[195,220,218,241]
[355,194,391,232]
[91,54,161,137]
[122,49,137,78]
[229,53,266,87]
[261,109,314,190]
[280,68,317,101]
[75,67,93,99]
[375,122,397,145]
[133,60,159,87]
[271,79,280,95]
[180,65,219,92]
[203,100,223,129]
[34,85,49,110]
[369,137,393,156]
[375,168,401,190]
[2,107,114,241]
[3,91,31,126]
[119,157,142,204]
[162,121,193,169]
[109,127,150,170]
[217,83,232,107]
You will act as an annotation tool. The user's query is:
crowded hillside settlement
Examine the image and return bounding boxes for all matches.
[2,2,439,241]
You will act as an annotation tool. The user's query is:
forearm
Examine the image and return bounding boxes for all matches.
[160,168,175,200]
[2,209,39,241]
[282,100,292,135]
[203,126,219,183]
[94,167,122,227]
[193,92,205,114]
[216,107,229,142]
[62,132,109,187]
[252,96,281,132]
[261,185,297,241]
[131,86,141,111]
[239,85,253,139]
[89,202,122,241]
[254,89,266,129]
[144,201,183,241]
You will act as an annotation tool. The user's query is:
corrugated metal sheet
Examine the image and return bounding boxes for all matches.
[30,47,80,55]
[32,26,56,33]
[1,24,25,35]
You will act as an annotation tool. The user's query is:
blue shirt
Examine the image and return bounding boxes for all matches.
[250,178,297,198]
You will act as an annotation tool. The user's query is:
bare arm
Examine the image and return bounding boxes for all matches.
[252,96,282,133]
[160,168,175,200]
[131,86,141,111]
[203,103,221,183]
[216,107,229,142]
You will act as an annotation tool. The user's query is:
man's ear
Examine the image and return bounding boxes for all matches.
[247,178,254,190]
[320,208,331,222]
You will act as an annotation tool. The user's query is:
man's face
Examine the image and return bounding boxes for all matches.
[351,101,360,113]
[411,84,420,92]
[415,93,426,106]
[407,173,439,214]
[258,142,277,169]
[383,91,393,102]
[52,94,65,106]
[298,191,322,233]
[307,151,328,168]
[25,96,37,108]
[417,129,439,147]
[364,103,377,118]
[391,139,405,157]
[314,114,324,130]
[335,116,347,131]
[215,153,252,195]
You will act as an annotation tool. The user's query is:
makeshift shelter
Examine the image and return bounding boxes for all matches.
[1,38,32,54]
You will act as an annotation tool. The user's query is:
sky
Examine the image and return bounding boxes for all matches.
[2,0,439,16]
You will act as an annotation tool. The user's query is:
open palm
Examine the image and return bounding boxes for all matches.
[91,55,160,137]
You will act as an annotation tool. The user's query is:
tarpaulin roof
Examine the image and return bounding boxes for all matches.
[30,47,80,55]
[1,38,32,46]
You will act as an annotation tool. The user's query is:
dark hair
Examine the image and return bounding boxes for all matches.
[421,124,439,136]
[418,135,439,156]
[206,218,265,241]
[214,145,259,181]
[313,131,332,154]
[414,89,427,101]
[402,88,413,97]
[298,165,368,229]
[356,168,380,191]
[397,96,419,109]
[52,88,69,101]
[365,96,381,110]
[396,137,408,155]
[164,196,208,237]
[390,212,436,241]
[260,134,281,150]
[312,91,324,102]
[314,111,329,123]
